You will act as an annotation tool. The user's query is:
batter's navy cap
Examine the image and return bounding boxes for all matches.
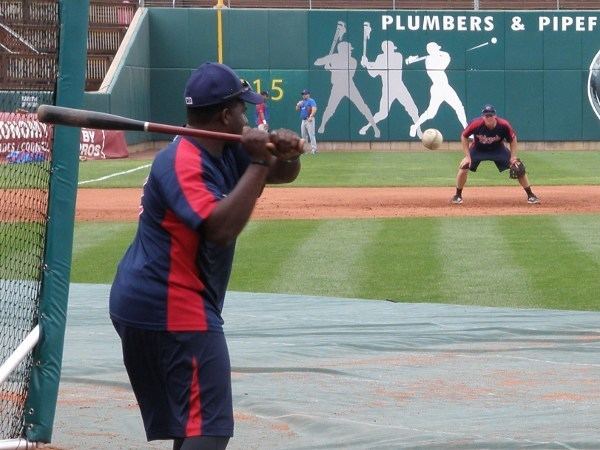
[481,104,496,115]
[184,62,263,107]
[301,89,310,95]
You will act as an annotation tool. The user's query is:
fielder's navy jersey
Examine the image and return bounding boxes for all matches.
[109,136,251,332]
[462,117,516,150]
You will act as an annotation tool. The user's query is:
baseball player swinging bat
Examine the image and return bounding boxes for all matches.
[36,105,243,142]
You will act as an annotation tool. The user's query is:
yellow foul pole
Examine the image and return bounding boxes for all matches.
[215,0,224,63]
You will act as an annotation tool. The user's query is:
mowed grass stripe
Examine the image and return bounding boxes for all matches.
[229,220,320,294]
[296,152,459,187]
[523,151,600,185]
[69,216,600,310]
[436,217,535,308]
[264,220,383,297]
[554,215,600,266]
[70,222,137,283]
[357,218,446,302]
[498,216,600,311]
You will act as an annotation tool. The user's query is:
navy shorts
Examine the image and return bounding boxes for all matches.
[113,321,233,441]
[469,145,511,172]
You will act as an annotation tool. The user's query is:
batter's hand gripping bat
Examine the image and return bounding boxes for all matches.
[36,105,242,142]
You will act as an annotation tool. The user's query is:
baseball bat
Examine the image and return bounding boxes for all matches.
[328,28,340,55]
[362,22,371,59]
[36,105,242,142]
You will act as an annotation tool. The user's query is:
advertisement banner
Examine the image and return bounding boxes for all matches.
[0,112,129,162]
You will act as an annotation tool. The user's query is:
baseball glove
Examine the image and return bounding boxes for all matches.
[509,159,526,179]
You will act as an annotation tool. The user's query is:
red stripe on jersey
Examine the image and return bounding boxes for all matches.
[163,210,208,331]
[496,117,516,141]
[186,356,203,436]
[462,117,485,138]
[176,138,217,220]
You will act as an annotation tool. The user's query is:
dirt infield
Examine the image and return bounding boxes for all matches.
[76,185,600,221]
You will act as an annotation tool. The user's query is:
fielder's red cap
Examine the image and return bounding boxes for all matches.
[184,62,263,107]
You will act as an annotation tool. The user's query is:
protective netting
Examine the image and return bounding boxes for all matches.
[0,0,57,440]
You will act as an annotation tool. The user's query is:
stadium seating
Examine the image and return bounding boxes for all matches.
[0,0,136,92]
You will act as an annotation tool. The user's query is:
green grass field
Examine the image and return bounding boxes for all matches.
[72,150,600,311]
[77,151,600,187]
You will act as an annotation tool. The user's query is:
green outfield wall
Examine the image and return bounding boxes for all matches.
[84,8,600,143]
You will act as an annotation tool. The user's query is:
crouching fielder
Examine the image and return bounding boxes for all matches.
[451,104,540,205]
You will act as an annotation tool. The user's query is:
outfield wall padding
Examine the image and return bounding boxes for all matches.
[85,9,600,143]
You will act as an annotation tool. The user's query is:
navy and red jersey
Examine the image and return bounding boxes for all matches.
[255,103,269,126]
[462,116,516,151]
[109,136,251,332]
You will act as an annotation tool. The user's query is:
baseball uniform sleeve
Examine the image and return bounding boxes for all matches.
[497,118,516,142]
[158,141,219,230]
[462,118,481,138]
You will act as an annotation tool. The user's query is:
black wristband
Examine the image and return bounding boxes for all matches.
[250,159,270,167]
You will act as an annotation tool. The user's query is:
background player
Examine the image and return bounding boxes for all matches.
[296,89,318,154]
[451,104,540,205]
[109,62,303,450]
[255,90,270,131]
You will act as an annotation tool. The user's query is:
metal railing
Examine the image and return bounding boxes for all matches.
[89,1,137,25]
[0,53,57,90]
[0,0,137,25]
[88,27,128,53]
[0,1,58,24]
[0,53,112,91]
[86,55,114,90]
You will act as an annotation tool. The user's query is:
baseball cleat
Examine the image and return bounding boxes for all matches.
[527,195,540,204]
[451,195,463,204]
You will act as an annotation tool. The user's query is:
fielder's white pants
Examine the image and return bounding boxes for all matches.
[301,119,317,153]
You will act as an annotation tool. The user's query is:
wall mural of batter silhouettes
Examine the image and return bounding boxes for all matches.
[148,10,598,142]
[314,21,380,139]
[360,36,422,139]
[406,42,468,138]
[589,49,600,122]
[314,20,471,141]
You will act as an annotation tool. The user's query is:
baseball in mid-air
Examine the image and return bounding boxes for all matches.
[491,37,498,44]
[421,128,443,150]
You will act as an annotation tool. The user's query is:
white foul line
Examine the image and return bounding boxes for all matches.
[78,163,151,185]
